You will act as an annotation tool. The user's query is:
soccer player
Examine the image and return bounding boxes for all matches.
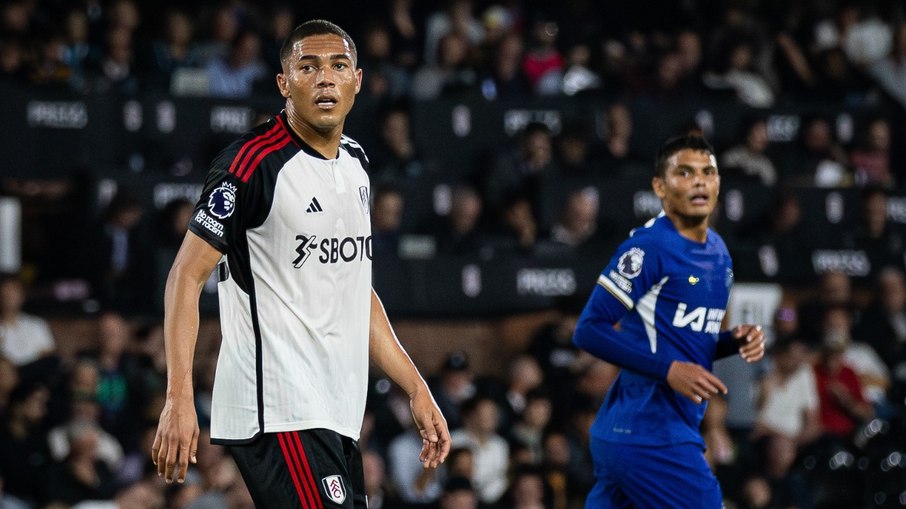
[151,19,450,508]
[572,135,766,508]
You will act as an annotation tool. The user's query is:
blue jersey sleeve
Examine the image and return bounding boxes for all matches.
[573,235,673,379]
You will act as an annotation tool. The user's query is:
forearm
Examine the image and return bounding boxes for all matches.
[369,289,428,397]
[162,264,205,400]
[573,317,672,379]
[715,330,738,359]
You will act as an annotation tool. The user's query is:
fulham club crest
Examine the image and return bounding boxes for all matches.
[322,475,346,504]
[359,186,369,214]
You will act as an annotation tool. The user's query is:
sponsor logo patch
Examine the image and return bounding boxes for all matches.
[322,475,346,504]
[207,182,237,219]
[617,247,645,279]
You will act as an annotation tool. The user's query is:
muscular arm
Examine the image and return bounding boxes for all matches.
[369,289,450,468]
[573,285,728,403]
[152,232,223,483]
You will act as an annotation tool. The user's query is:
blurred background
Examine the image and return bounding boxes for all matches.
[1,0,905,508]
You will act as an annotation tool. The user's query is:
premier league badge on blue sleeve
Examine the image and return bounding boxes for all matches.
[617,247,645,279]
[208,182,238,219]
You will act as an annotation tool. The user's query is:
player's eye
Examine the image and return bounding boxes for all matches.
[334,62,347,70]
[300,64,315,72]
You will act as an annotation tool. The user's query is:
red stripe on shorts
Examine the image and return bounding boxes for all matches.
[278,432,314,508]
[292,431,324,508]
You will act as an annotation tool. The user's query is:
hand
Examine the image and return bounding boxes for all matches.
[151,395,199,484]
[409,388,451,469]
[733,324,766,363]
[667,361,727,404]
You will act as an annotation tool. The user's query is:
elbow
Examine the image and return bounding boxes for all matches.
[572,321,589,350]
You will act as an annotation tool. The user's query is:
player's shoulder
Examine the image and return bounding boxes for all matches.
[625,214,668,247]
[340,134,369,169]
[212,115,296,184]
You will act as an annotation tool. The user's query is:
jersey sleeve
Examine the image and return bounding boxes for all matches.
[188,147,254,253]
[573,235,673,379]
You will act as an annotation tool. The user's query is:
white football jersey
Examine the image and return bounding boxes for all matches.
[189,112,372,443]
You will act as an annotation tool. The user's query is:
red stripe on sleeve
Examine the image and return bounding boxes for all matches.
[239,136,292,183]
[277,432,313,508]
[228,122,284,176]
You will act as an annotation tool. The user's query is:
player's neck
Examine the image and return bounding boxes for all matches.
[286,115,343,159]
[668,214,709,243]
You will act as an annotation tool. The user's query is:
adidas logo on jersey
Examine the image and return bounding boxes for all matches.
[306,197,324,213]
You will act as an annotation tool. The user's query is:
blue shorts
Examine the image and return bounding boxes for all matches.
[585,438,723,509]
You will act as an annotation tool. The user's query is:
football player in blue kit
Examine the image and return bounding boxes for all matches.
[573,135,766,509]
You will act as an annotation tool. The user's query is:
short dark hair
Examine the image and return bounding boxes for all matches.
[280,19,357,69]
[654,135,714,177]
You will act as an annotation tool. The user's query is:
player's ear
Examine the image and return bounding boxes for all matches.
[276,73,290,98]
[652,176,666,199]
[354,68,362,94]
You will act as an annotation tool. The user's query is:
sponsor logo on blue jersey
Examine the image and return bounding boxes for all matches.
[672,302,725,334]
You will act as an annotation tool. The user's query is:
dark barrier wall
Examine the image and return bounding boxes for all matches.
[4,82,906,316]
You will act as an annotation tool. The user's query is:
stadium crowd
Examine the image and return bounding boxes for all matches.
[1,0,906,508]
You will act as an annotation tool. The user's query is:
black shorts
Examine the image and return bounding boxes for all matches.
[227,429,366,508]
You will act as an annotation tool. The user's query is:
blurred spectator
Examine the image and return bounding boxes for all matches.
[30,33,75,89]
[750,337,821,479]
[62,8,93,92]
[259,3,295,77]
[813,326,875,442]
[543,186,612,254]
[811,2,891,67]
[88,190,150,311]
[193,4,240,63]
[797,269,854,345]
[0,382,51,504]
[507,465,547,509]
[702,35,775,107]
[867,20,906,111]
[495,354,543,430]
[483,122,557,218]
[450,395,509,506]
[144,9,202,92]
[842,187,905,278]
[554,122,599,179]
[47,392,124,471]
[822,304,890,409]
[594,101,643,168]
[508,388,552,465]
[387,426,442,505]
[370,184,405,258]
[478,31,530,100]
[0,273,57,366]
[86,25,139,94]
[438,475,478,509]
[522,17,563,95]
[206,30,266,99]
[487,194,539,254]
[720,117,778,186]
[76,311,148,450]
[423,0,484,67]
[0,37,27,82]
[561,43,600,96]
[412,31,477,100]
[848,116,893,188]
[428,351,476,431]
[43,419,119,506]
[0,356,18,414]
[370,107,431,183]
[357,21,410,99]
[362,449,393,509]
[779,115,849,187]
[432,184,486,257]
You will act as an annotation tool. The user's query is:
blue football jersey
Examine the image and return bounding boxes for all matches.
[577,213,734,447]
